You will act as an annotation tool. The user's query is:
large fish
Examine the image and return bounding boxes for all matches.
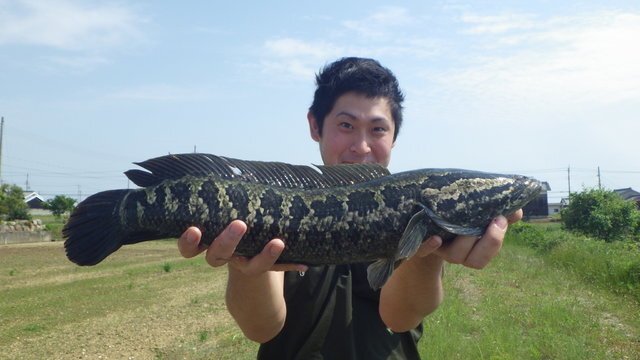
[63,153,541,289]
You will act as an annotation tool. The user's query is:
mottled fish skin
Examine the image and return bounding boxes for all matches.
[113,169,539,264]
[62,153,542,288]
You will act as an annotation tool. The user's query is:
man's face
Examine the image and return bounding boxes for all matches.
[308,92,396,167]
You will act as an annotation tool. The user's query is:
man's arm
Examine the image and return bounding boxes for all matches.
[379,239,444,332]
[379,211,522,332]
[178,221,307,343]
[226,257,287,343]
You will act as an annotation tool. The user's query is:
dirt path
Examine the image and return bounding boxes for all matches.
[0,241,257,360]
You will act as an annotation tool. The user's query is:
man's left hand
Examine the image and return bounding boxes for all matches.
[417,209,523,268]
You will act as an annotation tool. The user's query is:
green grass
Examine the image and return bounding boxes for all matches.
[0,241,257,359]
[162,262,173,272]
[22,324,45,332]
[1,233,638,359]
[36,214,65,241]
[422,240,639,359]
[508,221,640,301]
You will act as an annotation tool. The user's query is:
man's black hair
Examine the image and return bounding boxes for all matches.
[309,57,405,141]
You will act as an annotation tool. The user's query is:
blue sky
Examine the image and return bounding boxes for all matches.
[1,0,639,203]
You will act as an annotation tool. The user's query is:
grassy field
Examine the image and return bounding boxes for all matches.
[424,243,639,359]
[1,228,639,359]
[0,241,257,359]
[39,214,65,241]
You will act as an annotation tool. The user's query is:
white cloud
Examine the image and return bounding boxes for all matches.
[0,0,144,51]
[460,13,539,35]
[46,55,110,70]
[260,38,345,80]
[258,59,317,80]
[257,5,640,106]
[342,6,414,39]
[258,7,437,79]
[264,38,336,59]
[435,11,640,119]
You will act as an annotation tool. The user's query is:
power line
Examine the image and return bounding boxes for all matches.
[601,170,640,174]
[5,122,133,163]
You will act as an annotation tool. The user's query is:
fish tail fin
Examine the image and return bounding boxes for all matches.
[63,189,133,266]
[367,209,430,290]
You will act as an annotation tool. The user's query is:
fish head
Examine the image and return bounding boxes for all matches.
[418,170,542,228]
[504,175,543,216]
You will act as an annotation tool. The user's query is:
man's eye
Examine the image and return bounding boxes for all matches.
[373,127,387,133]
[339,122,354,129]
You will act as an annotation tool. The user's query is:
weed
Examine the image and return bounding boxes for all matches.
[22,324,44,332]
[198,330,209,342]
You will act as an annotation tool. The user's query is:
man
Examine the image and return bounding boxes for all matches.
[178,57,521,359]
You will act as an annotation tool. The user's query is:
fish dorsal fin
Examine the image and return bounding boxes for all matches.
[124,153,390,188]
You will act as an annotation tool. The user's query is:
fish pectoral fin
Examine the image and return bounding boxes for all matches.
[397,209,430,258]
[419,204,484,236]
[367,259,396,291]
[366,210,430,290]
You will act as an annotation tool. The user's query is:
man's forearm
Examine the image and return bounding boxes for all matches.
[225,267,287,343]
[379,254,444,332]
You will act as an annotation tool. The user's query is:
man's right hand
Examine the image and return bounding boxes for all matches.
[177,220,308,274]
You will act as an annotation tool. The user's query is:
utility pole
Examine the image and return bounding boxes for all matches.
[597,166,602,189]
[0,117,4,185]
[567,165,571,195]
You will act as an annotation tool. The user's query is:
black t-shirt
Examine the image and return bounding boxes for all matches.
[257,263,423,360]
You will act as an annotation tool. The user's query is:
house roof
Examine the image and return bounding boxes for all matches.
[613,188,640,201]
[24,191,45,203]
[541,181,551,191]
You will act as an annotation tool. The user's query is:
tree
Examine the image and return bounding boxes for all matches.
[0,184,31,220]
[561,188,640,241]
[42,195,77,218]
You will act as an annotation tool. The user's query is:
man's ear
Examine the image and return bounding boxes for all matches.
[307,111,321,142]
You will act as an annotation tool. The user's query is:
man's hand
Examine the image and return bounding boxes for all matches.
[177,220,307,274]
[177,221,304,343]
[430,209,523,268]
[379,209,523,332]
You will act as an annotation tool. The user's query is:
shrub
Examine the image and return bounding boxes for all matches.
[625,261,640,286]
[41,195,77,218]
[507,222,559,253]
[560,189,640,241]
[0,184,31,220]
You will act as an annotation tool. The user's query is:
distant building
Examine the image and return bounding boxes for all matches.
[522,181,551,217]
[548,202,562,215]
[614,188,640,208]
[23,192,45,209]
[549,197,571,215]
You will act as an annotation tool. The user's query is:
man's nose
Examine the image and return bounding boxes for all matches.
[350,135,371,154]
